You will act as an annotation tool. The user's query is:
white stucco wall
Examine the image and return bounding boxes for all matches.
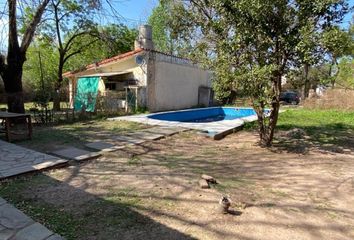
[67,51,212,112]
[152,60,211,112]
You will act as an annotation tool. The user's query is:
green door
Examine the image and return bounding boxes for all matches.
[74,77,100,112]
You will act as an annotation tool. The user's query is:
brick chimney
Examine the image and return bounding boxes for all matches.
[134,25,154,50]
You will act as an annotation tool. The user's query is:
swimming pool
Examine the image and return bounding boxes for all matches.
[148,107,257,123]
[110,107,261,140]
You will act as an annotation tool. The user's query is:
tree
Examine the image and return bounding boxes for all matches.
[148,0,173,53]
[148,0,195,57]
[54,24,137,78]
[0,0,50,113]
[336,57,354,89]
[349,19,354,56]
[296,23,321,99]
[40,1,138,110]
[96,24,138,58]
[42,0,101,110]
[322,26,352,87]
[169,0,349,146]
[23,40,58,104]
[286,64,331,92]
[22,24,137,101]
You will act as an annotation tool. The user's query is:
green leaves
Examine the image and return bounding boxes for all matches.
[295,22,321,65]
[336,57,354,89]
[167,0,349,145]
[322,26,352,58]
[148,0,195,56]
[148,2,171,53]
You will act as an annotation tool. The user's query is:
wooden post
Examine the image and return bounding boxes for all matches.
[125,87,128,113]
[5,118,10,142]
[135,87,138,110]
[27,115,33,140]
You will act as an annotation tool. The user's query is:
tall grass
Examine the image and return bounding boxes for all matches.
[303,89,354,110]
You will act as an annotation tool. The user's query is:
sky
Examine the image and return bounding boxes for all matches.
[103,0,158,27]
[340,0,353,28]
[116,0,354,28]
[116,0,352,26]
[119,0,158,22]
[0,0,353,50]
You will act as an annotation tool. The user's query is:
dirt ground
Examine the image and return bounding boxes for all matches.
[3,129,354,240]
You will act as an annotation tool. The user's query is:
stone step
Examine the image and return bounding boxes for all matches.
[142,127,188,136]
[0,198,64,240]
[113,135,146,145]
[85,142,124,152]
[126,132,165,141]
[0,140,68,180]
[52,147,101,161]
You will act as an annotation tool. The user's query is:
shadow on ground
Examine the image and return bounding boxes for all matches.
[0,173,196,240]
[1,125,354,239]
[1,120,149,152]
[274,123,354,154]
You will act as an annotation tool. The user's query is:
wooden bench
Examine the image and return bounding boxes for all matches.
[0,111,32,142]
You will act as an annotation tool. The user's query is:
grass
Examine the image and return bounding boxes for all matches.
[277,108,354,132]
[213,177,254,193]
[243,108,354,152]
[268,188,292,198]
[12,119,147,152]
[0,174,152,239]
[127,156,142,165]
[1,108,353,238]
[0,175,82,239]
[276,108,354,152]
[156,154,185,169]
[244,108,354,131]
[0,102,68,111]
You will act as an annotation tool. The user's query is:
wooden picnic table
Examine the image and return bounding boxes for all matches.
[0,111,32,142]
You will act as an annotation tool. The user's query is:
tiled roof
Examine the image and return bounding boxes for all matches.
[63,48,144,77]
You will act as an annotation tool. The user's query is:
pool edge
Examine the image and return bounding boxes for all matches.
[208,125,244,140]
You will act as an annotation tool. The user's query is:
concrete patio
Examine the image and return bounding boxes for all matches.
[0,197,63,240]
[0,140,68,179]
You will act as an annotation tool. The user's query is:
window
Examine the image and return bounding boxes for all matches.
[105,82,116,90]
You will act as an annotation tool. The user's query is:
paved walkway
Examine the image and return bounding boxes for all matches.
[0,197,63,240]
[83,126,188,152]
[0,125,190,240]
[0,125,185,179]
[0,126,187,240]
[0,140,68,179]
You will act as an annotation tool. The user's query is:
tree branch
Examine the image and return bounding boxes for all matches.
[63,38,99,64]
[8,0,20,54]
[63,30,94,53]
[52,0,63,53]
[20,0,50,52]
[0,54,6,78]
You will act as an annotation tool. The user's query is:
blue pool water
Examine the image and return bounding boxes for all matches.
[148,107,257,123]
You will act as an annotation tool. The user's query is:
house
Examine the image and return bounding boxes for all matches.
[63,25,213,113]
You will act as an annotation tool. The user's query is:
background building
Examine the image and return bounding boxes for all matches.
[63,25,213,112]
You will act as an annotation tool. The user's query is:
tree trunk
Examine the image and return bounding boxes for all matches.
[254,105,275,147]
[53,57,64,111]
[254,74,282,147]
[331,58,339,88]
[52,89,61,111]
[2,55,26,113]
[303,63,310,99]
[6,91,25,113]
[1,0,50,113]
